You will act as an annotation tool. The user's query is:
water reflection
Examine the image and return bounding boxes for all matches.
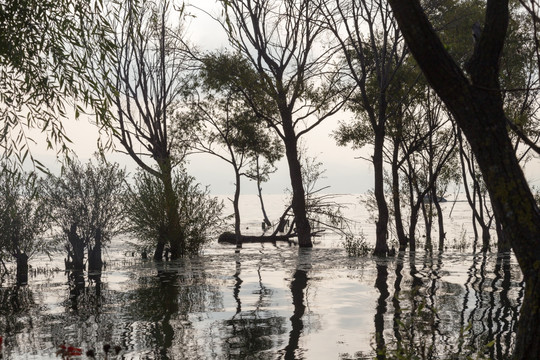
[377,251,524,359]
[223,253,289,359]
[0,248,527,359]
[282,248,312,360]
[116,259,222,359]
[374,258,389,359]
[0,285,36,336]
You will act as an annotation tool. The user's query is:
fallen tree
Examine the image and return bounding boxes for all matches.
[218,231,297,245]
[217,229,326,245]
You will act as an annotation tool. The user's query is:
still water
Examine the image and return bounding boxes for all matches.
[0,195,524,359]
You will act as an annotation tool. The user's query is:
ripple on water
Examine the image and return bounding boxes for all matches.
[0,241,524,359]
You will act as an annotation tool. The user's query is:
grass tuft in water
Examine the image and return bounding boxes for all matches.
[343,232,371,257]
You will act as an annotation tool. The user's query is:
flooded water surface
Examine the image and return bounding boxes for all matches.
[0,195,524,359]
[0,246,523,359]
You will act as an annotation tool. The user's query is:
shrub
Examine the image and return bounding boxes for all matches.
[343,232,371,257]
[125,169,224,256]
[0,166,51,284]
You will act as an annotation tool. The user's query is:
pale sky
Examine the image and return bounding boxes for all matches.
[24,0,540,197]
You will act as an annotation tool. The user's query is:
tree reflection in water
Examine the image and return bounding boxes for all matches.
[117,258,222,359]
[0,285,37,355]
[379,251,523,359]
[0,248,527,359]
[374,258,389,359]
[223,253,288,358]
[282,248,312,359]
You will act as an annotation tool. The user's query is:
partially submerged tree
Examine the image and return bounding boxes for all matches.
[125,169,224,256]
[387,0,540,357]
[104,0,194,259]
[188,52,283,247]
[322,0,408,256]
[44,156,126,272]
[399,92,459,252]
[216,0,347,247]
[0,167,51,285]
[457,127,496,253]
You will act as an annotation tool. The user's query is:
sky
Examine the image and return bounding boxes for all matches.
[25,0,540,196]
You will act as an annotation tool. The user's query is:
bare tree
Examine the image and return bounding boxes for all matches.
[214,0,347,247]
[106,0,193,259]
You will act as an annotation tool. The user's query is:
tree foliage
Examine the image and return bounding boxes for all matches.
[44,156,126,269]
[0,0,115,165]
[125,169,224,255]
[0,165,51,283]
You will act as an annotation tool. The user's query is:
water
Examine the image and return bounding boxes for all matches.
[0,195,523,359]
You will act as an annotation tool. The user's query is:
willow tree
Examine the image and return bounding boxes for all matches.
[44,157,126,272]
[105,0,193,259]
[387,0,540,357]
[216,0,346,247]
[0,0,114,165]
[0,167,51,285]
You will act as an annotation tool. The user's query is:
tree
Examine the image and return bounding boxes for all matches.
[386,0,540,357]
[457,127,496,253]
[322,0,408,256]
[125,169,224,256]
[0,0,114,165]
[398,91,459,252]
[44,156,126,272]
[104,0,194,259]
[0,166,51,285]
[216,0,347,247]
[188,52,283,247]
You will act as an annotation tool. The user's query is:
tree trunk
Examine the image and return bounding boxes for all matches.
[387,1,540,357]
[373,128,389,256]
[433,193,446,251]
[421,200,433,252]
[88,228,103,272]
[281,113,312,248]
[392,138,407,251]
[514,275,540,359]
[66,223,85,270]
[408,198,422,253]
[496,217,511,252]
[255,157,272,227]
[15,252,29,285]
[154,240,165,261]
[159,160,183,259]
[233,168,242,249]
